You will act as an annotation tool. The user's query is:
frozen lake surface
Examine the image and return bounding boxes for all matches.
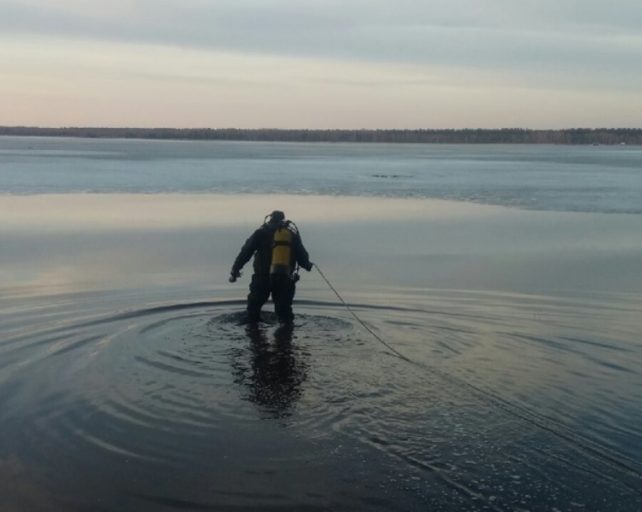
[1,136,641,213]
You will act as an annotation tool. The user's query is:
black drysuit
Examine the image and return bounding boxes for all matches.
[231,221,312,323]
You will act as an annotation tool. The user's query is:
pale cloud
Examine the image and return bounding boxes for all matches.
[1,0,641,127]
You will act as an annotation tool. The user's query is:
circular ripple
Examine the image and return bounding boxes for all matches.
[11,301,358,471]
[2,292,641,511]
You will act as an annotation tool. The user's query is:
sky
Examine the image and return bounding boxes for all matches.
[1,0,641,129]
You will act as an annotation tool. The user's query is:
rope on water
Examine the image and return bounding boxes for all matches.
[313,263,411,362]
[312,263,642,488]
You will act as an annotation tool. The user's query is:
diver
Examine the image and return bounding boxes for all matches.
[229,210,313,324]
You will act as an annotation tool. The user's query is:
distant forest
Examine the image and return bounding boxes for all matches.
[1,126,641,144]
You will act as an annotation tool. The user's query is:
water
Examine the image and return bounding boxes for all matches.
[1,136,641,213]
[1,137,642,510]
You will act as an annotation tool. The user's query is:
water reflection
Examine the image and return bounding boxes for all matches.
[232,323,308,418]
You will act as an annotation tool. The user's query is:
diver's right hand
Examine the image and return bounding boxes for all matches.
[229,270,241,283]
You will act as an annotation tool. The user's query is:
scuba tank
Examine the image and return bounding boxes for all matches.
[270,222,294,276]
[264,211,300,281]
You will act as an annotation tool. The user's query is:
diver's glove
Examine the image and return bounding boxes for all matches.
[302,262,314,272]
[229,269,241,283]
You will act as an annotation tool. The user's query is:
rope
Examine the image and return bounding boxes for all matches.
[313,263,642,484]
[313,263,412,362]
[313,263,642,488]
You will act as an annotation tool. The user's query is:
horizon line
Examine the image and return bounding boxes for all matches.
[2,125,642,131]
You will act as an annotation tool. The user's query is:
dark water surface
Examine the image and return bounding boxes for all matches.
[1,288,641,511]
[1,193,642,510]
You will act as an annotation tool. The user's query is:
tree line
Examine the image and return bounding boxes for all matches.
[1,126,641,144]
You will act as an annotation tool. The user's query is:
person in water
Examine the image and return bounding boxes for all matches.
[229,210,313,324]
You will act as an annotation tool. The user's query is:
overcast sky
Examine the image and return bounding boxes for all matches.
[2,0,641,128]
